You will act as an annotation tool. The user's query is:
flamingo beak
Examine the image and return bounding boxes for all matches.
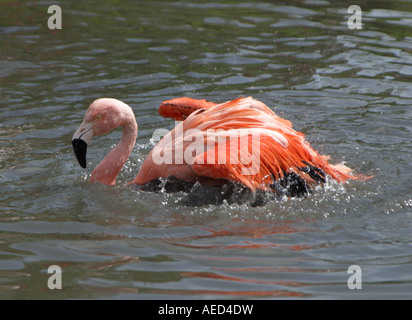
[72,121,94,169]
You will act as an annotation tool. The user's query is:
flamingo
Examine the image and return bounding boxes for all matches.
[72,96,362,197]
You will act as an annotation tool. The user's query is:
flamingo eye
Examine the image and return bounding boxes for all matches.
[95,114,102,121]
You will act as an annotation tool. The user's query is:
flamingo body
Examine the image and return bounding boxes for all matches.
[133,97,357,195]
[72,96,361,197]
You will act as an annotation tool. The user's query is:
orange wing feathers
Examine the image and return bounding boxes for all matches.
[135,96,363,196]
[181,97,359,193]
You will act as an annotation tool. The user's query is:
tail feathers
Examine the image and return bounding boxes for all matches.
[330,163,352,175]
[325,162,372,182]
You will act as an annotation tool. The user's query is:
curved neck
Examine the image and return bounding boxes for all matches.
[91,122,137,185]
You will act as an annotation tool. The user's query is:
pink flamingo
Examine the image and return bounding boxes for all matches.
[72,97,363,196]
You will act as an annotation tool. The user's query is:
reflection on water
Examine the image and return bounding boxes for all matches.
[0,0,411,299]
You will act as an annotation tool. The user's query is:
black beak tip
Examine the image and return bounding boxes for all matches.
[72,138,87,168]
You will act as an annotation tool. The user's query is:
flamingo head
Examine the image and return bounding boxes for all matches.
[72,98,136,169]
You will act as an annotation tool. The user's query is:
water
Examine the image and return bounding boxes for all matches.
[1,0,411,300]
